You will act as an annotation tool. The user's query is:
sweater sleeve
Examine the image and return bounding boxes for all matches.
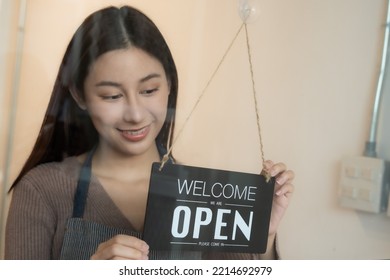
[5,178,56,260]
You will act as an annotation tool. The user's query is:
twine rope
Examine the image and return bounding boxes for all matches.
[160,22,267,177]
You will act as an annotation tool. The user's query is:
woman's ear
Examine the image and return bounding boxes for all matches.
[69,87,87,110]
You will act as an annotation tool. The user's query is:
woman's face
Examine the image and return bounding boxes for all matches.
[79,47,170,157]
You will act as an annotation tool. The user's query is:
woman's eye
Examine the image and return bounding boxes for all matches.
[101,94,122,100]
[140,88,158,95]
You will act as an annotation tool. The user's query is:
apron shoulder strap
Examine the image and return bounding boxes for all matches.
[72,149,94,218]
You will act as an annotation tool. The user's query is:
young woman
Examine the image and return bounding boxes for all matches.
[5,5,294,260]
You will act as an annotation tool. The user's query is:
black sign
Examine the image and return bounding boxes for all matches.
[143,163,275,253]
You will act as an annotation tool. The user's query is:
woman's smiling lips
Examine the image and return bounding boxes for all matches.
[117,125,150,142]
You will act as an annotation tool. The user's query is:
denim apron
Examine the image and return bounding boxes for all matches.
[59,147,202,260]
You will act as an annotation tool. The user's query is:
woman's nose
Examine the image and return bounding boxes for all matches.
[122,97,145,123]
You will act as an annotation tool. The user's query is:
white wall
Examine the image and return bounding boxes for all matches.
[1,0,389,259]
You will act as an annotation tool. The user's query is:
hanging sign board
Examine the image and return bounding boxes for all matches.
[143,163,275,254]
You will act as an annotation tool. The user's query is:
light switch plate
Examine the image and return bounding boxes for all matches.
[339,156,390,213]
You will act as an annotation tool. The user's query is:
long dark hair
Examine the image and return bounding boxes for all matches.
[10,6,178,189]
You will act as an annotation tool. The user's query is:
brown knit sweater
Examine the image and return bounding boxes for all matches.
[5,157,278,259]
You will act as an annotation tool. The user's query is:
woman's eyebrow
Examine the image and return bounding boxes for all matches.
[94,73,162,88]
[139,73,161,83]
[95,81,122,88]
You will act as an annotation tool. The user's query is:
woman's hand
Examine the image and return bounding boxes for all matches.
[90,234,149,260]
[262,160,295,237]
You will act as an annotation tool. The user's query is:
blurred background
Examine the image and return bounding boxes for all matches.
[1,0,389,259]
